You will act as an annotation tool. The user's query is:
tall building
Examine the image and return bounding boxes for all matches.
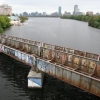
[73,5,79,15]
[73,5,84,15]
[0,4,12,15]
[58,6,62,15]
[74,5,78,12]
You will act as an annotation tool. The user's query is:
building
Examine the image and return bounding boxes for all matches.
[76,12,85,15]
[63,11,71,16]
[86,11,93,16]
[58,6,62,15]
[73,5,79,15]
[0,4,12,15]
[51,12,58,17]
[74,5,79,12]
[96,12,100,16]
[23,12,29,16]
[43,12,46,15]
[73,5,85,15]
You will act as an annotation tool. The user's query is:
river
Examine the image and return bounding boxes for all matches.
[3,18,100,54]
[0,18,100,100]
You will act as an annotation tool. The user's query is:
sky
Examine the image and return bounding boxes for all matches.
[0,0,100,14]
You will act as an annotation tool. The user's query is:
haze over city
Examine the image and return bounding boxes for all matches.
[0,0,100,14]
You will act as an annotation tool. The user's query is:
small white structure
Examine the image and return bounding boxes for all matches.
[8,16,22,26]
[27,69,43,88]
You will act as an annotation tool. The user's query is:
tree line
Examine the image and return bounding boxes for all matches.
[0,15,11,33]
[19,16,28,23]
[61,15,100,29]
[0,15,28,33]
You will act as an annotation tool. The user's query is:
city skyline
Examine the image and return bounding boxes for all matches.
[0,0,100,14]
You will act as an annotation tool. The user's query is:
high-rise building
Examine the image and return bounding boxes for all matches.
[58,6,62,15]
[0,4,12,15]
[74,5,78,12]
[73,5,84,15]
[73,5,79,15]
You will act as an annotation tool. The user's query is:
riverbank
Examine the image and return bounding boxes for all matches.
[0,16,28,33]
[0,15,11,33]
[61,15,100,29]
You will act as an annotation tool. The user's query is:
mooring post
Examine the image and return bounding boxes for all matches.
[27,68,43,88]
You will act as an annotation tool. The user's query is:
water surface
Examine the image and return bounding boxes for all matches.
[4,18,100,54]
[0,53,100,100]
[1,18,100,100]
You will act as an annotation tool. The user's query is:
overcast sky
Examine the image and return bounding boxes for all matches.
[0,0,100,14]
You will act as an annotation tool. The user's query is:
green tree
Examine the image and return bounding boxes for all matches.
[19,16,28,23]
[61,15,100,29]
[4,16,11,27]
[0,16,7,28]
[0,15,11,33]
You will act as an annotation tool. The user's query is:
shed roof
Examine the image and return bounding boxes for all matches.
[8,16,20,21]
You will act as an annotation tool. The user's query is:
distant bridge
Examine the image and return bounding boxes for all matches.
[0,34,100,97]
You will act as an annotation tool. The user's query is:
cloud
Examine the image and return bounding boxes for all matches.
[0,0,100,14]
